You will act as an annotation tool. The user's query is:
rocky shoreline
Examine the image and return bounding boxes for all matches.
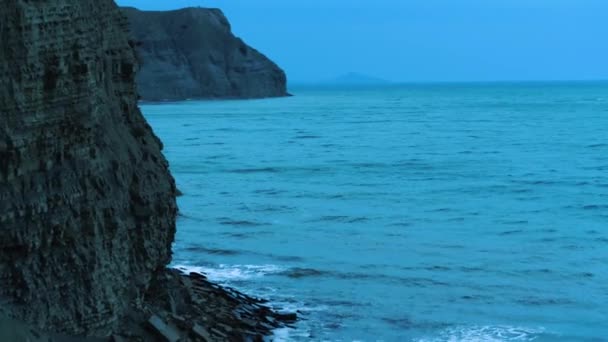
[1,269,297,341]
[113,269,297,341]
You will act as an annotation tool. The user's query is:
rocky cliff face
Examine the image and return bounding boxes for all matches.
[0,0,177,335]
[122,7,288,101]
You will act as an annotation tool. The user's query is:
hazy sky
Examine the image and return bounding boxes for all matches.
[117,0,607,83]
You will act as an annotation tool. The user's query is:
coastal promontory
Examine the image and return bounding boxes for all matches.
[122,7,289,101]
[0,0,293,340]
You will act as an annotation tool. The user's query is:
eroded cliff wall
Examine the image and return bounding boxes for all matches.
[0,0,177,335]
[122,7,288,101]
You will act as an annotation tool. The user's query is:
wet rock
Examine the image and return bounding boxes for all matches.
[147,315,181,342]
[192,324,212,341]
[275,312,298,323]
[111,335,128,342]
[111,269,297,341]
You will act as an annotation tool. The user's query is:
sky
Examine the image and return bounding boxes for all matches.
[117,0,608,83]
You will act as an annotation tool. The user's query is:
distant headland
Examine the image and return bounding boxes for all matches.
[122,7,289,101]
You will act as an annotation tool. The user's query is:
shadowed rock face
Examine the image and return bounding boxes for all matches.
[0,0,177,335]
[122,7,288,101]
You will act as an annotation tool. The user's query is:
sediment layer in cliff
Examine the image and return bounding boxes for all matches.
[122,7,289,101]
[0,0,295,339]
[0,0,177,335]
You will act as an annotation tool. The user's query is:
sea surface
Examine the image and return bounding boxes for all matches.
[142,82,608,341]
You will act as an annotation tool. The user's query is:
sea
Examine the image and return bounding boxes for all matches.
[142,82,608,342]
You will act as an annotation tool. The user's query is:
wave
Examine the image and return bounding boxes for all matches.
[217,218,268,227]
[582,204,608,210]
[252,188,287,195]
[271,327,294,342]
[416,325,546,342]
[174,264,284,282]
[383,317,450,331]
[293,135,321,139]
[278,268,332,279]
[177,263,449,289]
[182,246,242,256]
[217,231,276,240]
[228,167,281,174]
[227,166,329,174]
[310,215,370,223]
[516,296,574,306]
[498,229,525,236]
[275,267,450,287]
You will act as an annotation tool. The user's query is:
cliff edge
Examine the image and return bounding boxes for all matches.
[0,1,294,340]
[122,7,289,101]
[0,0,177,335]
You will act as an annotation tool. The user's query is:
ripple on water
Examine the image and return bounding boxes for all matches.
[174,264,284,282]
[582,204,608,210]
[516,296,575,307]
[217,218,269,227]
[498,229,525,236]
[182,246,242,256]
[309,215,370,223]
[275,267,450,287]
[416,325,546,342]
[293,135,321,139]
[382,317,451,331]
[278,268,332,279]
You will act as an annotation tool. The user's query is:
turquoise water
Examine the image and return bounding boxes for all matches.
[142,83,608,341]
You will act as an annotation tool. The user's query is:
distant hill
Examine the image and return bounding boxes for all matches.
[328,72,392,85]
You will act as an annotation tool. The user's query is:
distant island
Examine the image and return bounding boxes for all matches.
[291,72,392,86]
[329,72,392,85]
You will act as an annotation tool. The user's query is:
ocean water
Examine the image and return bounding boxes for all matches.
[142,83,608,342]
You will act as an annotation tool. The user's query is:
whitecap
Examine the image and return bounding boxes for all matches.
[174,264,284,282]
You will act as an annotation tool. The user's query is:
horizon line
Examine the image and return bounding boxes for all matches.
[289,79,608,86]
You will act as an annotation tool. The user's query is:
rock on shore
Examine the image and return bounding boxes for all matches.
[0,0,294,340]
[115,269,296,341]
[122,7,289,101]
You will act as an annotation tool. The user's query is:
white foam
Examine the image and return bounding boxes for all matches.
[416,325,545,342]
[269,327,292,342]
[273,301,330,314]
[268,326,318,342]
[174,264,283,282]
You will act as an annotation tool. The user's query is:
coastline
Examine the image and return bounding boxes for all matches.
[0,269,296,341]
[112,269,297,341]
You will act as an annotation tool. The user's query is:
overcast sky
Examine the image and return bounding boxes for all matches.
[117,0,608,83]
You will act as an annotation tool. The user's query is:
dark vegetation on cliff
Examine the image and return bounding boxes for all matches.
[122,7,289,101]
[0,0,294,340]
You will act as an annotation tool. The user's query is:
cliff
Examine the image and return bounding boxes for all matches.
[0,0,177,335]
[122,7,289,101]
[0,1,294,340]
